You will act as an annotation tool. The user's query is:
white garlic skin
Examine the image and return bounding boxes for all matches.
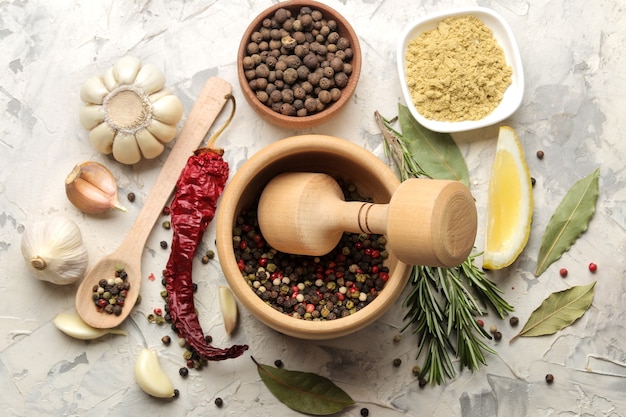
[20,216,89,285]
[134,348,175,398]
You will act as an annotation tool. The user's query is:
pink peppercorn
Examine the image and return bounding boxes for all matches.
[559,268,568,278]
[588,262,597,273]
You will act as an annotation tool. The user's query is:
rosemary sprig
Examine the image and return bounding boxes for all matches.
[375,111,514,384]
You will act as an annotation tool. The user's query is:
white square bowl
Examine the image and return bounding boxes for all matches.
[397,7,524,133]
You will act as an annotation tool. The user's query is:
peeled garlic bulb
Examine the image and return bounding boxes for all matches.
[219,285,238,335]
[20,216,89,285]
[65,161,127,214]
[79,56,183,165]
[54,312,126,339]
[134,348,175,398]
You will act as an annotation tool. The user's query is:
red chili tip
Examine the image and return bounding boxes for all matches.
[559,268,568,278]
[588,262,598,273]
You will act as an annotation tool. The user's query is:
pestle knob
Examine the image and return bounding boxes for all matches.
[257,172,477,267]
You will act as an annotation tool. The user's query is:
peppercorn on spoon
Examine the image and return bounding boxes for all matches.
[75,77,233,329]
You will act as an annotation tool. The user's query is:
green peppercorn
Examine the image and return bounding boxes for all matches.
[393,333,402,343]
[412,365,421,376]
[162,220,171,229]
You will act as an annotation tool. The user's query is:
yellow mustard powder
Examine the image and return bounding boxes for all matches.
[405,15,512,122]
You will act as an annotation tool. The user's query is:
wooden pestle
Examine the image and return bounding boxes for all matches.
[257,172,477,267]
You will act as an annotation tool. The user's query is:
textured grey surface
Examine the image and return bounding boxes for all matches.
[1,0,626,416]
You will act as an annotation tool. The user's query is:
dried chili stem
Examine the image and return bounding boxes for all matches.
[205,94,236,150]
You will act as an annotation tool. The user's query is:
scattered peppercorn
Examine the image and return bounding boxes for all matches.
[162,220,171,229]
[274,359,284,368]
[536,150,544,159]
[214,397,224,407]
[531,177,536,187]
[509,316,519,327]
[418,378,427,388]
[173,389,180,398]
[412,365,421,376]
[588,262,597,273]
[360,408,370,417]
[161,335,171,345]
[494,331,502,341]
[393,358,402,367]
[179,367,189,377]
[160,240,168,249]
[489,324,498,334]
[162,206,170,215]
[393,333,402,343]
[559,268,568,278]
[127,192,136,202]
[545,373,554,384]
[476,319,484,327]
[201,255,210,264]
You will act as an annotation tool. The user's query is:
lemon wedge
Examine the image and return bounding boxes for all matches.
[483,126,533,269]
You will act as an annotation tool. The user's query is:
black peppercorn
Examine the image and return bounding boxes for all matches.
[160,240,168,249]
[127,192,135,202]
[545,373,554,384]
[274,359,284,368]
[179,367,189,377]
[360,408,369,417]
[509,316,519,326]
[536,150,545,159]
[393,358,402,367]
[214,397,224,407]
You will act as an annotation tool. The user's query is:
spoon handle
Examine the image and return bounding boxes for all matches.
[120,77,233,255]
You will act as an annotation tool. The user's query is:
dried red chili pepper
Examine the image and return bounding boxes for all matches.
[164,95,248,361]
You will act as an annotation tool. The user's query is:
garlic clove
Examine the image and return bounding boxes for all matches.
[136,129,165,160]
[112,132,142,165]
[54,312,126,339]
[88,122,116,154]
[80,76,109,105]
[147,119,177,143]
[134,348,176,398]
[113,56,142,85]
[21,216,89,285]
[65,161,127,213]
[134,63,166,95]
[151,94,184,125]
[103,67,118,91]
[79,104,106,130]
[219,285,239,335]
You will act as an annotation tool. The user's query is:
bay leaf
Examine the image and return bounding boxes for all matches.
[535,168,600,276]
[253,357,355,415]
[397,104,470,187]
[511,282,596,342]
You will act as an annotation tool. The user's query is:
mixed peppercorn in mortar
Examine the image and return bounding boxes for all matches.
[233,183,390,320]
[242,5,355,117]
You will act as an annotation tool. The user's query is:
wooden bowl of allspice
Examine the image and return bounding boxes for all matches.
[237,0,362,129]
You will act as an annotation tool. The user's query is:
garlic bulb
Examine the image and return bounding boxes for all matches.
[65,161,127,214]
[79,56,183,165]
[134,348,176,398]
[54,312,126,339]
[20,216,89,285]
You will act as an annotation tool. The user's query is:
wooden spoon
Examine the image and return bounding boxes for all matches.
[75,77,232,329]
